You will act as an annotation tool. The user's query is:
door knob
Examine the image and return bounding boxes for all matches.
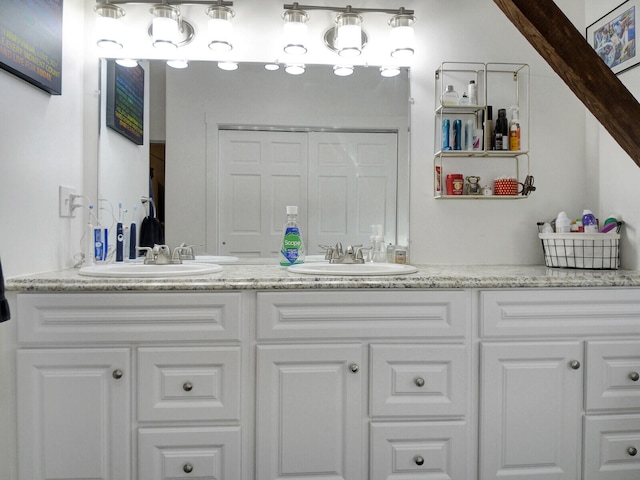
[629,372,639,382]
[183,463,194,473]
[569,360,581,370]
[349,364,359,374]
[414,455,424,466]
[628,447,637,457]
[183,381,193,392]
[112,369,124,379]
[414,377,425,387]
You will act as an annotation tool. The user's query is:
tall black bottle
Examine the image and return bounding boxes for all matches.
[493,108,509,150]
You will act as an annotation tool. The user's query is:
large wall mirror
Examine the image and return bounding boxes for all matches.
[97,60,411,260]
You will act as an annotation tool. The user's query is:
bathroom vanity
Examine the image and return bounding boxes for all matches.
[6,265,640,480]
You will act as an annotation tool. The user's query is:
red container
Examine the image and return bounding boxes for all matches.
[494,177,519,195]
[446,174,464,195]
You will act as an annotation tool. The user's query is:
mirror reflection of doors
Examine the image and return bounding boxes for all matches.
[149,143,166,229]
[218,129,397,258]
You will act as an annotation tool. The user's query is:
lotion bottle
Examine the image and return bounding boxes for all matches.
[509,106,521,151]
[279,206,305,266]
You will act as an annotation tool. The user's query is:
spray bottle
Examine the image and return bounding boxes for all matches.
[509,105,521,151]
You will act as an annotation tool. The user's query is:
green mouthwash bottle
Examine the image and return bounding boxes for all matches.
[279,206,305,266]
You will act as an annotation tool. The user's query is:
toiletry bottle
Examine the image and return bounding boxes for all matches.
[442,119,451,151]
[465,119,474,151]
[483,106,493,151]
[493,108,508,150]
[555,211,571,233]
[468,79,478,105]
[441,85,459,106]
[509,106,521,151]
[582,209,598,233]
[279,206,305,266]
[85,205,96,265]
[453,119,462,150]
[459,92,470,105]
[372,224,386,263]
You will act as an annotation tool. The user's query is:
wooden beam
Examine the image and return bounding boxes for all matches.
[493,0,640,168]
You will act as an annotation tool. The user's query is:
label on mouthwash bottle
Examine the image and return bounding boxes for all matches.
[280,227,303,265]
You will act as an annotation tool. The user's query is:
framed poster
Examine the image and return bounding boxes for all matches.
[0,0,63,94]
[586,0,638,75]
[106,60,145,146]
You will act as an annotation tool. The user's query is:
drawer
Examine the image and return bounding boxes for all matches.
[370,421,467,480]
[584,415,640,480]
[138,426,241,480]
[481,289,640,338]
[586,341,640,411]
[257,290,468,340]
[370,344,467,417]
[138,347,241,422]
[17,292,241,344]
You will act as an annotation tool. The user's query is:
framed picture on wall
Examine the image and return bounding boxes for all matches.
[105,60,145,146]
[586,0,638,75]
[0,0,63,94]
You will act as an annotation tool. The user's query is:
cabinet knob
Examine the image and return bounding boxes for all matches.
[183,463,194,473]
[629,372,640,382]
[112,369,124,380]
[183,381,193,392]
[414,377,425,387]
[628,447,638,457]
[349,364,359,374]
[414,455,425,466]
[569,360,581,370]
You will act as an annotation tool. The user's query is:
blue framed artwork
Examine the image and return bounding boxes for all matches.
[0,0,63,94]
[106,60,145,146]
[587,0,638,75]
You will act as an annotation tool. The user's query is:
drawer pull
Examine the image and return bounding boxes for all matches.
[183,463,194,473]
[414,377,425,387]
[628,447,638,457]
[629,372,640,382]
[569,360,581,370]
[349,364,360,374]
[112,369,124,380]
[183,381,193,392]
[414,455,425,466]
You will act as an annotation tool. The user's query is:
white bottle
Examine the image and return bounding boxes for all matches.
[468,80,478,105]
[555,211,571,233]
[279,206,305,265]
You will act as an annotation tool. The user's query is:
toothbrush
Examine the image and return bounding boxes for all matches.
[116,203,124,262]
[129,205,137,260]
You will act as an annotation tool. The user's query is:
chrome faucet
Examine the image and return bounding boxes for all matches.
[319,242,369,264]
[173,243,196,261]
[137,245,181,265]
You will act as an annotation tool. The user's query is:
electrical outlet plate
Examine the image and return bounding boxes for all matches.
[59,185,76,217]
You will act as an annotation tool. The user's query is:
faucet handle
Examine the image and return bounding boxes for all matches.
[137,246,153,263]
[318,245,335,261]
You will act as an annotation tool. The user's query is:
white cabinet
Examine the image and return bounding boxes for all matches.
[479,342,583,479]
[255,290,470,480]
[479,289,640,480]
[16,292,242,480]
[17,348,131,480]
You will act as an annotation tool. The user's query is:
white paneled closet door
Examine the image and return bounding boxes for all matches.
[218,130,308,257]
[218,130,397,258]
[308,131,397,251]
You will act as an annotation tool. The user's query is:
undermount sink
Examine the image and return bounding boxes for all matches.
[78,262,223,278]
[287,263,418,276]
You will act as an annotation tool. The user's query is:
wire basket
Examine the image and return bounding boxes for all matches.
[537,222,623,270]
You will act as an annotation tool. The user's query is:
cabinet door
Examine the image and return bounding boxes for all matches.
[256,344,364,480]
[479,342,583,480]
[17,348,131,480]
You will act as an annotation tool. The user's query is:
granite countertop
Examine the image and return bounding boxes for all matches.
[6,264,640,292]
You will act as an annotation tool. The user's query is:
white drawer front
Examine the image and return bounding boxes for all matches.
[586,341,640,411]
[18,292,242,344]
[584,415,640,480]
[138,347,241,422]
[257,291,468,340]
[370,421,467,480]
[481,289,640,338]
[138,426,241,480]
[370,344,467,417]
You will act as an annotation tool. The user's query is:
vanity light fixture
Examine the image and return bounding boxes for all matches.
[115,58,139,67]
[282,5,309,55]
[95,2,126,49]
[388,9,415,58]
[333,64,354,76]
[149,3,195,49]
[217,61,239,71]
[167,59,189,68]
[283,4,414,59]
[207,2,235,51]
[285,64,305,75]
[380,65,401,77]
[264,62,281,71]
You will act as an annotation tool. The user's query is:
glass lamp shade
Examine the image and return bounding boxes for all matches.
[150,5,181,49]
[207,6,234,51]
[335,12,363,57]
[389,14,415,58]
[285,64,305,75]
[217,61,238,71]
[282,9,309,55]
[333,65,354,76]
[95,5,125,49]
[380,66,401,77]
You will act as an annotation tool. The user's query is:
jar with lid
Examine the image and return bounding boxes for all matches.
[441,85,459,106]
